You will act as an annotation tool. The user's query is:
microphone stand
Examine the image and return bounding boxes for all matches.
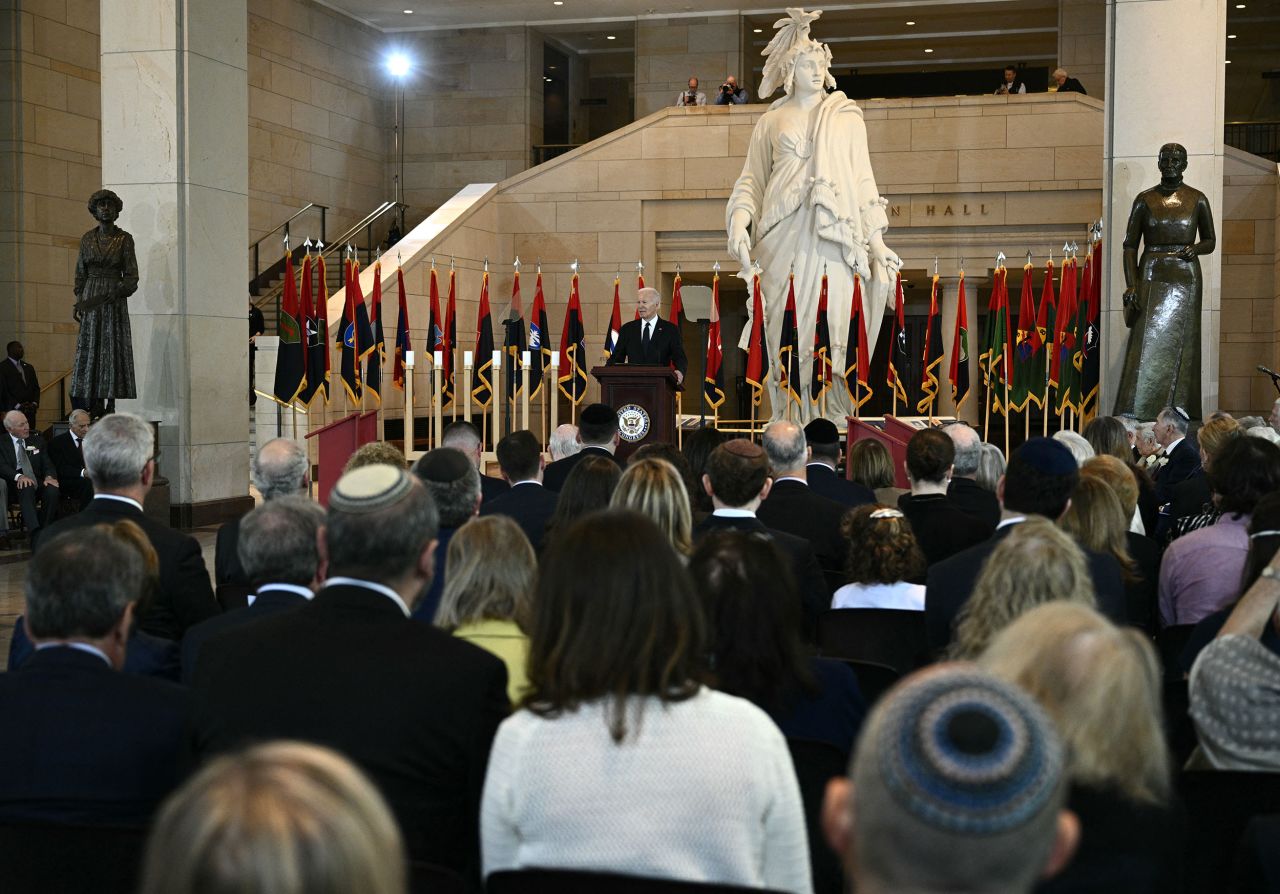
[1259,366,1280,397]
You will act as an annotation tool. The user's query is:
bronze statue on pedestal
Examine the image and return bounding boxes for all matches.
[73,189,138,417]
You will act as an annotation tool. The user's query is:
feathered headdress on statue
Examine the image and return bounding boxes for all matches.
[759,7,836,99]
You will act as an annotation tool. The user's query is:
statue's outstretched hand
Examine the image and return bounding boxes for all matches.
[868,234,902,280]
[728,211,753,279]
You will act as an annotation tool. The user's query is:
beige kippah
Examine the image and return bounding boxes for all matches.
[722,438,763,458]
[329,464,414,514]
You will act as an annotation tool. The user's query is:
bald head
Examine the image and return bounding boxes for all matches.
[945,422,982,477]
[763,420,807,476]
[252,438,309,501]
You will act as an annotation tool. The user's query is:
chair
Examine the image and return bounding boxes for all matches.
[818,608,928,674]
[1233,814,1280,894]
[215,583,254,613]
[1179,771,1280,892]
[0,821,148,894]
[1155,625,1198,679]
[787,738,848,894]
[408,859,469,894]
[841,659,901,706]
[488,869,789,893]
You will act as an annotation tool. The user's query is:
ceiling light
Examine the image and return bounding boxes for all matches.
[403,8,413,12]
[553,1,563,5]
[924,48,933,53]
[606,34,616,39]
[753,28,762,33]
[386,53,412,78]
[1228,33,1237,38]
[1226,59,1232,63]
[906,20,916,25]
[545,76,553,81]
[548,65,557,70]
[1236,3,1245,7]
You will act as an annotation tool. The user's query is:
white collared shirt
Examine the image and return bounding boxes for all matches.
[511,479,542,488]
[35,641,112,666]
[1166,436,1184,456]
[321,576,411,617]
[774,476,807,486]
[996,515,1028,531]
[93,494,144,512]
[712,508,756,518]
[247,582,314,608]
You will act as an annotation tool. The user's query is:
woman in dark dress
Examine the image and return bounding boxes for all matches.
[72,189,138,413]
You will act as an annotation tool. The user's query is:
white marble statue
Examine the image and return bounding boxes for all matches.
[727,8,901,423]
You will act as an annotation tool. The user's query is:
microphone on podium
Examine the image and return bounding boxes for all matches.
[1257,364,1280,380]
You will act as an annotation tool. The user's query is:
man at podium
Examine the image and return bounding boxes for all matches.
[607,287,687,385]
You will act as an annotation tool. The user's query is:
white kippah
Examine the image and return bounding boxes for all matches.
[329,465,413,514]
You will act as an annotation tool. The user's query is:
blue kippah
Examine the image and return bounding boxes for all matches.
[1014,437,1077,477]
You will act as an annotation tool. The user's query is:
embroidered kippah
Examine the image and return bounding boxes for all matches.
[869,508,904,520]
[1174,406,1191,422]
[413,447,473,484]
[329,465,414,514]
[722,438,764,458]
[1014,437,1077,477]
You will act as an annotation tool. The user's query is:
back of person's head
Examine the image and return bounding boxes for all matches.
[804,418,842,465]
[629,441,694,507]
[1246,425,1280,445]
[762,420,807,475]
[139,741,405,894]
[548,423,581,461]
[841,505,925,585]
[1001,438,1079,519]
[547,455,621,533]
[688,530,811,712]
[1243,491,1280,592]
[610,458,693,555]
[526,510,703,742]
[238,496,326,588]
[704,439,769,507]
[682,426,727,512]
[326,465,438,586]
[1082,416,1130,462]
[1058,475,1137,583]
[496,430,542,483]
[1208,436,1280,516]
[1081,454,1139,521]
[977,442,1006,492]
[253,438,310,499]
[342,441,407,474]
[849,438,895,490]
[944,422,982,477]
[435,515,535,631]
[1052,430,1095,467]
[26,526,144,643]
[844,666,1073,894]
[440,420,482,458]
[952,517,1093,658]
[980,603,1170,805]
[1198,415,1243,468]
[412,447,481,528]
[578,402,618,447]
[82,412,153,491]
[906,428,954,484]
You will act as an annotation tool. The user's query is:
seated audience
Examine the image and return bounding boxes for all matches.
[1165,414,1241,544]
[0,527,189,825]
[832,505,927,611]
[629,440,696,512]
[542,403,621,492]
[945,421,1001,530]
[140,742,406,894]
[611,457,693,557]
[681,425,726,517]
[1136,422,1163,471]
[548,423,580,461]
[2,408,59,540]
[1052,67,1088,94]
[542,454,622,547]
[481,510,812,892]
[218,437,309,588]
[410,447,481,623]
[848,437,904,506]
[821,667,1078,894]
[1153,406,1199,507]
[1159,436,1280,626]
[441,420,508,503]
[1083,415,1158,534]
[480,430,558,551]
[981,603,1182,894]
[898,427,990,565]
[1248,424,1280,445]
[1052,429,1095,466]
[188,465,509,880]
[803,418,874,507]
[48,408,94,506]
[1060,475,1150,633]
[976,441,1007,492]
[342,439,407,472]
[1082,455,1161,632]
[951,517,1095,659]
[690,530,865,757]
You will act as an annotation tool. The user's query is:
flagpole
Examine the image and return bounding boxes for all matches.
[521,352,530,432]
[464,352,473,424]
[433,352,443,449]
[492,350,502,453]
[550,352,560,434]
[404,352,415,455]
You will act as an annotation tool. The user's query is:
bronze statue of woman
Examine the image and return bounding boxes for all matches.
[72,188,138,415]
[1113,143,1216,421]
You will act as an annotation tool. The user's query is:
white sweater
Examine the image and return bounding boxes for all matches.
[481,687,814,893]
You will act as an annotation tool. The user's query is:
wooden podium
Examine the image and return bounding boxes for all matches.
[305,410,379,505]
[592,365,680,461]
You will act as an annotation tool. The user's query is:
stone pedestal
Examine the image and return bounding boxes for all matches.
[100,0,251,523]
[1101,0,1226,419]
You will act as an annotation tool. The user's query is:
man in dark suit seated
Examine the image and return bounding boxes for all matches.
[1,409,60,543]
[542,402,622,492]
[943,421,1001,531]
[216,437,310,588]
[37,412,218,641]
[924,437,1128,655]
[182,496,323,683]
[480,430,557,551]
[606,286,688,385]
[0,527,189,825]
[803,418,875,507]
[188,465,509,883]
[1152,406,1200,507]
[897,427,990,567]
[441,419,508,504]
[47,409,95,510]
[694,438,830,639]
[410,447,481,623]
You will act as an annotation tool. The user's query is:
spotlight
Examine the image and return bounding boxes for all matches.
[386,53,412,78]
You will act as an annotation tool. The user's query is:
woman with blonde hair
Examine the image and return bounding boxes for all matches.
[1082,456,1161,632]
[848,438,905,506]
[1060,474,1154,630]
[951,517,1094,658]
[1167,414,1242,542]
[139,741,406,894]
[435,515,537,704]
[610,457,693,556]
[980,602,1181,892]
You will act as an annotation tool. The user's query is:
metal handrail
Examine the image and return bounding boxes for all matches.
[38,369,72,422]
[250,203,328,295]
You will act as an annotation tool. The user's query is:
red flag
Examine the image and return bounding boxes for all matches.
[635,268,644,319]
[559,272,588,403]
[669,272,684,371]
[778,273,801,407]
[392,265,411,391]
[917,274,944,415]
[339,257,363,403]
[704,270,725,410]
[811,271,832,403]
[301,252,330,406]
[603,275,622,360]
[1010,263,1039,411]
[887,272,910,406]
[272,250,305,404]
[949,271,971,412]
[442,266,457,405]
[364,261,385,405]
[744,272,769,406]
[1050,257,1077,397]
[844,273,871,408]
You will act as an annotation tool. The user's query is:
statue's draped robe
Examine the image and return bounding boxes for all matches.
[727,90,891,423]
[72,228,138,400]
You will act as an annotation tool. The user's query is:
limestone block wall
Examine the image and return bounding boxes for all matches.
[635,15,743,120]
[1058,0,1105,97]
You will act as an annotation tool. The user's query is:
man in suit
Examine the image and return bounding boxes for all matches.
[37,412,218,641]
[898,428,991,568]
[924,437,1128,654]
[0,340,39,430]
[803,418,875,507]
[480,429,557,551]
[694,438,830,639]
[47,409,94,507]
[216,437,309,588]
[943,421,1001,531]
[188,465,509,882]
[182,496,323,683]
[0,526,189,825]
[441,419,508,504]
[1153,406,1200,506]
[542,402,622,491]
[1,409,60,540]
[410,447,481,623]
[606,286,688,384]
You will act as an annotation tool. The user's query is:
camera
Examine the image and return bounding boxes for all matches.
[720,83,733,93]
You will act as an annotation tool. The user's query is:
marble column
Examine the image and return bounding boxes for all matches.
[100,0,251,522]
[1101,0,1226,420]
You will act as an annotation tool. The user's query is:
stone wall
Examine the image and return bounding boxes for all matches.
[635,15,743,120]
[1058,0,1105,97]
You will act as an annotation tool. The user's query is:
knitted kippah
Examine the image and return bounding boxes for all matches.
[722,438,764,458]
[875,670,1063,836]
[804,418,840,445]
[414,448,473,484]
[1014,437,1077,477]
[329,465,414,514]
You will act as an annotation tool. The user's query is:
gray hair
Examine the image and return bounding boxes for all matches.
[83,412,154,490]
[2,410,23,432]
[325,475,439,585]
[68,409,90,425]
[1157,406,1189,436]
[237,496,325,587]
[762,421,807,475]
[549,424,581,462]
[1052,430,1095,467]
[1052,67,1067,79]
[1137,423,1158,445]
[26,527,144,639]
[441,420,481,455]
[976,442,1006,492]
[637,286,662,305]
[1116,414,1140,435]
[944,422,982,476]
[252,439,309,500]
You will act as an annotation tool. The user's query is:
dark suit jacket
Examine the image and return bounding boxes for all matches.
[188,582,509,879]
[46,431,93,503]
[924,521,1128,654]
[1057,77,1087,95]
[607,317,687,376]
[1169,469,1212,527]
[180,586,309,683]
[413,526,457,624]
[37,497,218,641]
[0,432,54,484]
[480,473,509,505]
[0,646,188,825]
[480,481,558,551]
[1125,531,1161,634]
[0,357,39,409]
[8,616,180,682]
[542,445,621,492]
[946,477,1001,533]
[897,492,990,568]
[1155,439,1200,505]
[756,478,850,587]
[805,463,875,508]
[214,516,248,587]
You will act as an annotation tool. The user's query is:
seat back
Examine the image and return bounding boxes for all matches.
[841,659,901,707]
[818,608,928,674]
[787,738,848,894]
[408,859,470,894]
[0,821,148,894]
[487,869,787,893]
[1179,771,1280,892]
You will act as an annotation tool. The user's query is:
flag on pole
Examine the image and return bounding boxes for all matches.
[503,266,526,399]
[603,275,622,360]
[811,270,832,403]
[528,268,550,399]
[887,272,911,407]
[704,270,725,410]
[351,257,375,362]
[442,266,457,405]
[1051,256,1078,412]
[778,272,802,408]
[392,265,411,391]
[744,271,769,406]
[473,268,495,409]
[426,261,444,367]
[635,266,644,319]
[949,270,971,412]
[1030,258,1056,407]
[301,252,330,406]
[272,249,306,404]
[979,265,1011,416]
[917,273,944,415]
[364,261,385,405]
[1079,240,1101,415]
[669,271,685,372]
[844,273,872,408]
[1010,263,1039,411]
[558,271,588,403]
[339,256,363,403]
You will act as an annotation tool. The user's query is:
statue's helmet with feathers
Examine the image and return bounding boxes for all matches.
[759,8,837,99]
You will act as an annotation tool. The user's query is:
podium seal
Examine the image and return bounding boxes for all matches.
[617,404,651,442]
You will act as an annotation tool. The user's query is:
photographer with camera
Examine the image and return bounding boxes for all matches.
[713,75,748,105]
[676,77,705,107]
